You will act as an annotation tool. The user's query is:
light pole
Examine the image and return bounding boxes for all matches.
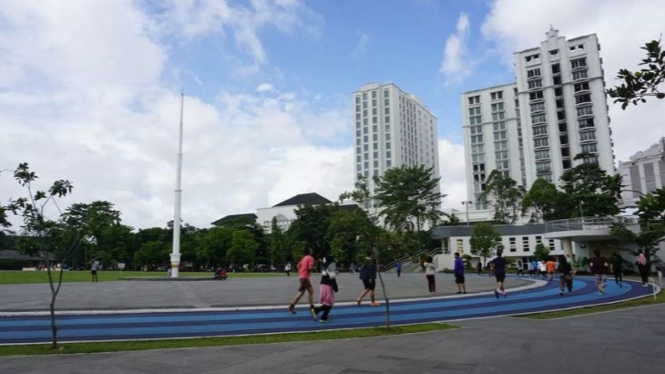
[462,201,473,226]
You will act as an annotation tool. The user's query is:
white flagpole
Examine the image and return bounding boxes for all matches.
[171,92,184,278]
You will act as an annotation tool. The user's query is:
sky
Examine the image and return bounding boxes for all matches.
[1,0,663,230]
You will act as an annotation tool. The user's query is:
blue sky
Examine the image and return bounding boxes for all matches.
[1,0,663,229]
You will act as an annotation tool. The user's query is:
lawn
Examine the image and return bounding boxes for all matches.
[0,323,456,356]
[0,270,284,284]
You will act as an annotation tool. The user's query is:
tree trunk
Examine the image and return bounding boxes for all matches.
[49,299,58,350]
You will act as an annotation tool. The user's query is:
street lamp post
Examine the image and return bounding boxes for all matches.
[462,201,473,226]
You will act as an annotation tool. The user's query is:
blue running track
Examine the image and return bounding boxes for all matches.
[0,279,655,344]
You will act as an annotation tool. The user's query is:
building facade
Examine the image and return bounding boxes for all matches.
[618,137,665,207]
[462,29,616,219]
[353,83,440,198]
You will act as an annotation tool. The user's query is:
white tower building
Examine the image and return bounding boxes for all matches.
[462,29,616,219]
[353,83,440,199]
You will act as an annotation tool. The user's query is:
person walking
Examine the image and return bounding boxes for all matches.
[516,260,524,276]
[546,257,556,281]
[357,255,379,306]
[476,261,483,275]
[589,249,609,295]
[454,252,466,294]
[491,250,507,298]
[527,260,534,277]
[557,255,574,296]
[287,249,315,314]
[90,259,100,283]
[537,260,547,280]
[284,262,292,277]
[611,253,623,288]
[423,256,437,294]
[310,257,338,323]
[636,250,650,287]
[395,262,402,277]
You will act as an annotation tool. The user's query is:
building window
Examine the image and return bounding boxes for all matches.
[495,151,509,160]
[469,107,481,116]
[571,58,587,69]
[576,106,593,117]
[472,154,485,163]
[492,112,505,121]
[529,91,544,101]
[532,114,546,123]
[572,70,588,80]
[552,63,560,74]
[535,236,542,244]
[533,125,548,136]
[574,82,590,92]
[530,102,545,113]
[496,160,510,169]
[471,135,484,144]
[549,49,559,57]
[581,143,598,153]
[554,87,563,97]
[491,91,504,100]
[536,161,551,173]
[495,141,508,150]
[553,76,562,85]
[528,79,543,89]
[468,96,480,105]
[470,125,483,134]
[471,144,484,153]
[470,116,482,125]
[527,68,541,78]
[494,131,507,140]
[509,237,516,252]
[456,239,464,253]
[579,118,595,129]
[548,239,556,251]
[385,116,390,123]
[522,237,530,252]
[558,122,568,132]
[575,94,591,105]
[493,122,506,131]
[491,102,505,112]
[535,150,550,160]
[534,138,549,148]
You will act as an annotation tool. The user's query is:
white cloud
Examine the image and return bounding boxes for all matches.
[256,83,275,92]
[352,32,370,58]
[481,0,665,163]
[0,1,349,230]
[437,139,468,213]
[440,13,472,85]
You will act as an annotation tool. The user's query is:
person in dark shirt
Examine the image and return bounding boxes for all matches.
[557,255,574,296]
[589,249,609,295]
[491,250,507,298]
[611,253,623,288]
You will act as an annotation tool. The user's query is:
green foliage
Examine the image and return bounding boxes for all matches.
[611,188,665,261]
[328,207,376,266]
[478,170,525,224]
[373,165,444,232]
[286,203,337,259]
[533,243,550,261]
[522,178,561,222]
[469,222,501,264]
[227,230,259,266]
[607,38,665,109]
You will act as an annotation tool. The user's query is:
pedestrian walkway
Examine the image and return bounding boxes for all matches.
[0,278,655,344]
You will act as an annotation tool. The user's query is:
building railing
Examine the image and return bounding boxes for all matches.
[545,216,639,233]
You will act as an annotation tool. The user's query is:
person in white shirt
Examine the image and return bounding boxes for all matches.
[423,256,437,294]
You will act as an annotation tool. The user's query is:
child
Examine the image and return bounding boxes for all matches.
[310,257,339,322]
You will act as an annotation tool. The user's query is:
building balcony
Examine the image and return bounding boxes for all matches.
[544,216,638,241]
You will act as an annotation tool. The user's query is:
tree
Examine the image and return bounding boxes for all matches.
[533,243,550,261]
[478,170,525,224]
[374,165,445,233]
[328,207,377,266]
[611,188,665,263]
[269,217,290,266]
[227,230,259,267]
[286,203,336,259]
[1,163,76,349]
[560,153,622,218]
[522,178,561,222]
[469,222,501,266]
[607,38,665,109]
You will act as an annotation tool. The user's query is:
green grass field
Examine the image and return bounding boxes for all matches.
[0,323,456,356]
[0,270,284,284]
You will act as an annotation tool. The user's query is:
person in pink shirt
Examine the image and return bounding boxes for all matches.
[288,248,315,314]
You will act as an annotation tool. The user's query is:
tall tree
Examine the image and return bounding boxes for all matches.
[2,163,76,350]
[607,38,665,109]
[478,170,525,224]
[469,222,502,266]
[522,178,562,222]
[611,188,665,263]
[328,207,377,266]
[560,153,622,218]
[227,230,259,267]
[374,165,445,232]
[286,203,336,259]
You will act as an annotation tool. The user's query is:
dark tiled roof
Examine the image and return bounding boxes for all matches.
[0,250,44,261]
[211,213,257,226]
[273,193,332,207]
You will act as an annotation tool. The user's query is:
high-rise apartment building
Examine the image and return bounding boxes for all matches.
[353,83,440,197]
[462,29,615,214]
